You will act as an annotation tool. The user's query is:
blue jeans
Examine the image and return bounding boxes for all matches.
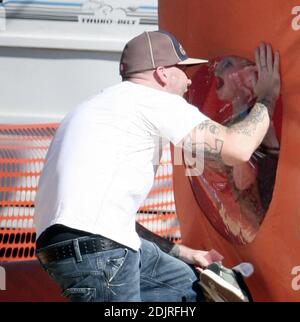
[37,237,204,302]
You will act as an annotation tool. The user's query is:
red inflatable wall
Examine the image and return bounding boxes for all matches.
[159,0,300,301]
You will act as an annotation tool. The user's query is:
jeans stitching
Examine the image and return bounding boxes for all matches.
[104,248,129,283]
[140,275,192,299]
[149,242,161,278]
[62,287,97,302]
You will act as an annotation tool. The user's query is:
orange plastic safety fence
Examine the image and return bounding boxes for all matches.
[0,124,180,262]
[0,124,56,262]
[137,145,181,243]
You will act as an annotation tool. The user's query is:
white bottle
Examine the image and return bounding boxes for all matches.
[232,262,254,278]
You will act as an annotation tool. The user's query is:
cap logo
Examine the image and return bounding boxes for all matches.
[179,44,186,56]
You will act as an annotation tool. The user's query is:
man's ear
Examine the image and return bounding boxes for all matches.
[154,66,168,86]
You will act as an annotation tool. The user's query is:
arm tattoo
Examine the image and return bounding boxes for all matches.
[227,103,268,137]
[184,103,267,163]
[197,120,221,135]
[202,139,224,161]
[184,120,224,162]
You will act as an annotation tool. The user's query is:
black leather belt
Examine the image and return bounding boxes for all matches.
[37,236,122,264]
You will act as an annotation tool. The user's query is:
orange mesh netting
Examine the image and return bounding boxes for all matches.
[137,145,181,243]
[0,124,56,262]
[0,124,180,262]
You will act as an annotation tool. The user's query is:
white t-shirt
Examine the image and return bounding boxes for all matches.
[34,81,208,251]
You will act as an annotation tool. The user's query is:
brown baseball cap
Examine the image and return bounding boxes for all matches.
[119,30,208,77]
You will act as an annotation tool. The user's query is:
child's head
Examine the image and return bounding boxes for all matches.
[214,56,257,106]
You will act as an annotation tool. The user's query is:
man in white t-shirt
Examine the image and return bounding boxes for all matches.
[34,30,280,302]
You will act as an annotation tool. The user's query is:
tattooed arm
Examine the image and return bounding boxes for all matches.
[136,222,223,267]
[182,43,280,166]
[183,103,269,166]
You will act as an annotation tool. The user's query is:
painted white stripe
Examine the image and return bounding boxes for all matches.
[146,31,155,68]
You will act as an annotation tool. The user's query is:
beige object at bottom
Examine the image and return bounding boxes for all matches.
[199,262,252,302]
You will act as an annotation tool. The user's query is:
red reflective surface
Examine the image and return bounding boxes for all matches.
[185,57,282,244]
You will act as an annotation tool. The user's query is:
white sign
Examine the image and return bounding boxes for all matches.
[0,0,158,50]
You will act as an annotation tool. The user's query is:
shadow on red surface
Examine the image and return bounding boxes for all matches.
[0,260,66,302]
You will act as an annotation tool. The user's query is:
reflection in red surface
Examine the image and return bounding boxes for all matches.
[186,56,282,245]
